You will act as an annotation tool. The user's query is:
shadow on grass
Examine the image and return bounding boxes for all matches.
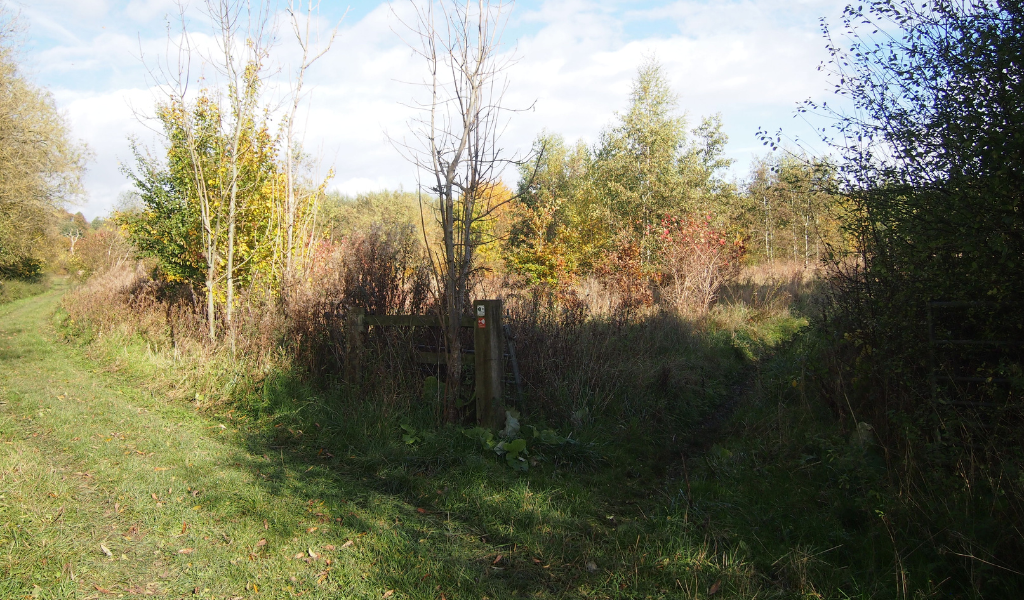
[216,318,1024,600]
[210,317,809,599]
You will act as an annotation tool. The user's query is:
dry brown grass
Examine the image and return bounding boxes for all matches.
[62,238,819,432]
[722,260,823,312]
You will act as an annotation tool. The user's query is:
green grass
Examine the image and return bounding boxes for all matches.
[5,284,1015,598]
[2,288,760,599]
[3,290,522,599]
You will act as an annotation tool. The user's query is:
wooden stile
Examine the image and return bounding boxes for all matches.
[344,299,507,429]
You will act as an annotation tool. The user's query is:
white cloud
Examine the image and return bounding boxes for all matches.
[26,0,844,219]
[124,0,179,23]
[53,87,164,215]
[15,0,113,24]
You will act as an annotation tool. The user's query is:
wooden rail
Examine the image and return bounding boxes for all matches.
[343,301,514,430]
[927,300,1022,404]
[362,314,476,328]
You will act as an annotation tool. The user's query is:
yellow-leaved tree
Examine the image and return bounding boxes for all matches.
[0,10,87,279]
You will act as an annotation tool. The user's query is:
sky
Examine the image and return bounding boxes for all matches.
[9,0,847,220]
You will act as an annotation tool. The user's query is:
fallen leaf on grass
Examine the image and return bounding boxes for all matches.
[341,540,354,549]
[307,526,318,533]
[308,548,319,559]
[94,585,116,595]
[709,580,722,595]
[151,493,158,501]
[382,591,394,599]
[177,548,193,555]
[256,538,267,547]
[492,555,503,565]
[100,544,113,557]
[416,508,427,514]
[323,544,336,551]
[180,522,188,534]
[153,467,170,471]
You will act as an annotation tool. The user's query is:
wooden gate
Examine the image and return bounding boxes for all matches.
[345,299,521,429]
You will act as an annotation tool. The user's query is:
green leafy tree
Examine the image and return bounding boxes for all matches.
[119,141,206,284]
[791,3,1024,592]
[783,0,1024,297]
[594,59,687,261]
[595,59,734,265]
[509,61,735,280]
[509,133,608,282]
[120,91,282,307]
[801,0,1024,359]
[742,153,844,265]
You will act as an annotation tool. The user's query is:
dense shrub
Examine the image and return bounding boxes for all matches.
[659,214,745,313]
[0,256,43,280]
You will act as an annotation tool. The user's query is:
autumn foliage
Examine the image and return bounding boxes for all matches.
[659,215,745,312]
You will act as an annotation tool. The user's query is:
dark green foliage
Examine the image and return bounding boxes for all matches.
[118,145,206,285]
[800,0,1024,428]
[745,4,1024,592]
[0,255,42,280]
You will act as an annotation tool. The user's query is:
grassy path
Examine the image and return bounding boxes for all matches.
[5,288,833,600]
[0,290,496,599]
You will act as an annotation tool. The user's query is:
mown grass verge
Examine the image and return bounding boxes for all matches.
[45,274,906,599]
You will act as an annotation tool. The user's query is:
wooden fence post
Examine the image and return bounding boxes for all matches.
[473,299,505,430]
[345,307,365,383]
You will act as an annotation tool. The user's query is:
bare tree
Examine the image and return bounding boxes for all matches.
[63,226,82,256]
[283,1,340,278]
[392,0,532,422]
[142,3,223,340]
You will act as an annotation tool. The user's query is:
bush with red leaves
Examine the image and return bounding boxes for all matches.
[659,215,745,312]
